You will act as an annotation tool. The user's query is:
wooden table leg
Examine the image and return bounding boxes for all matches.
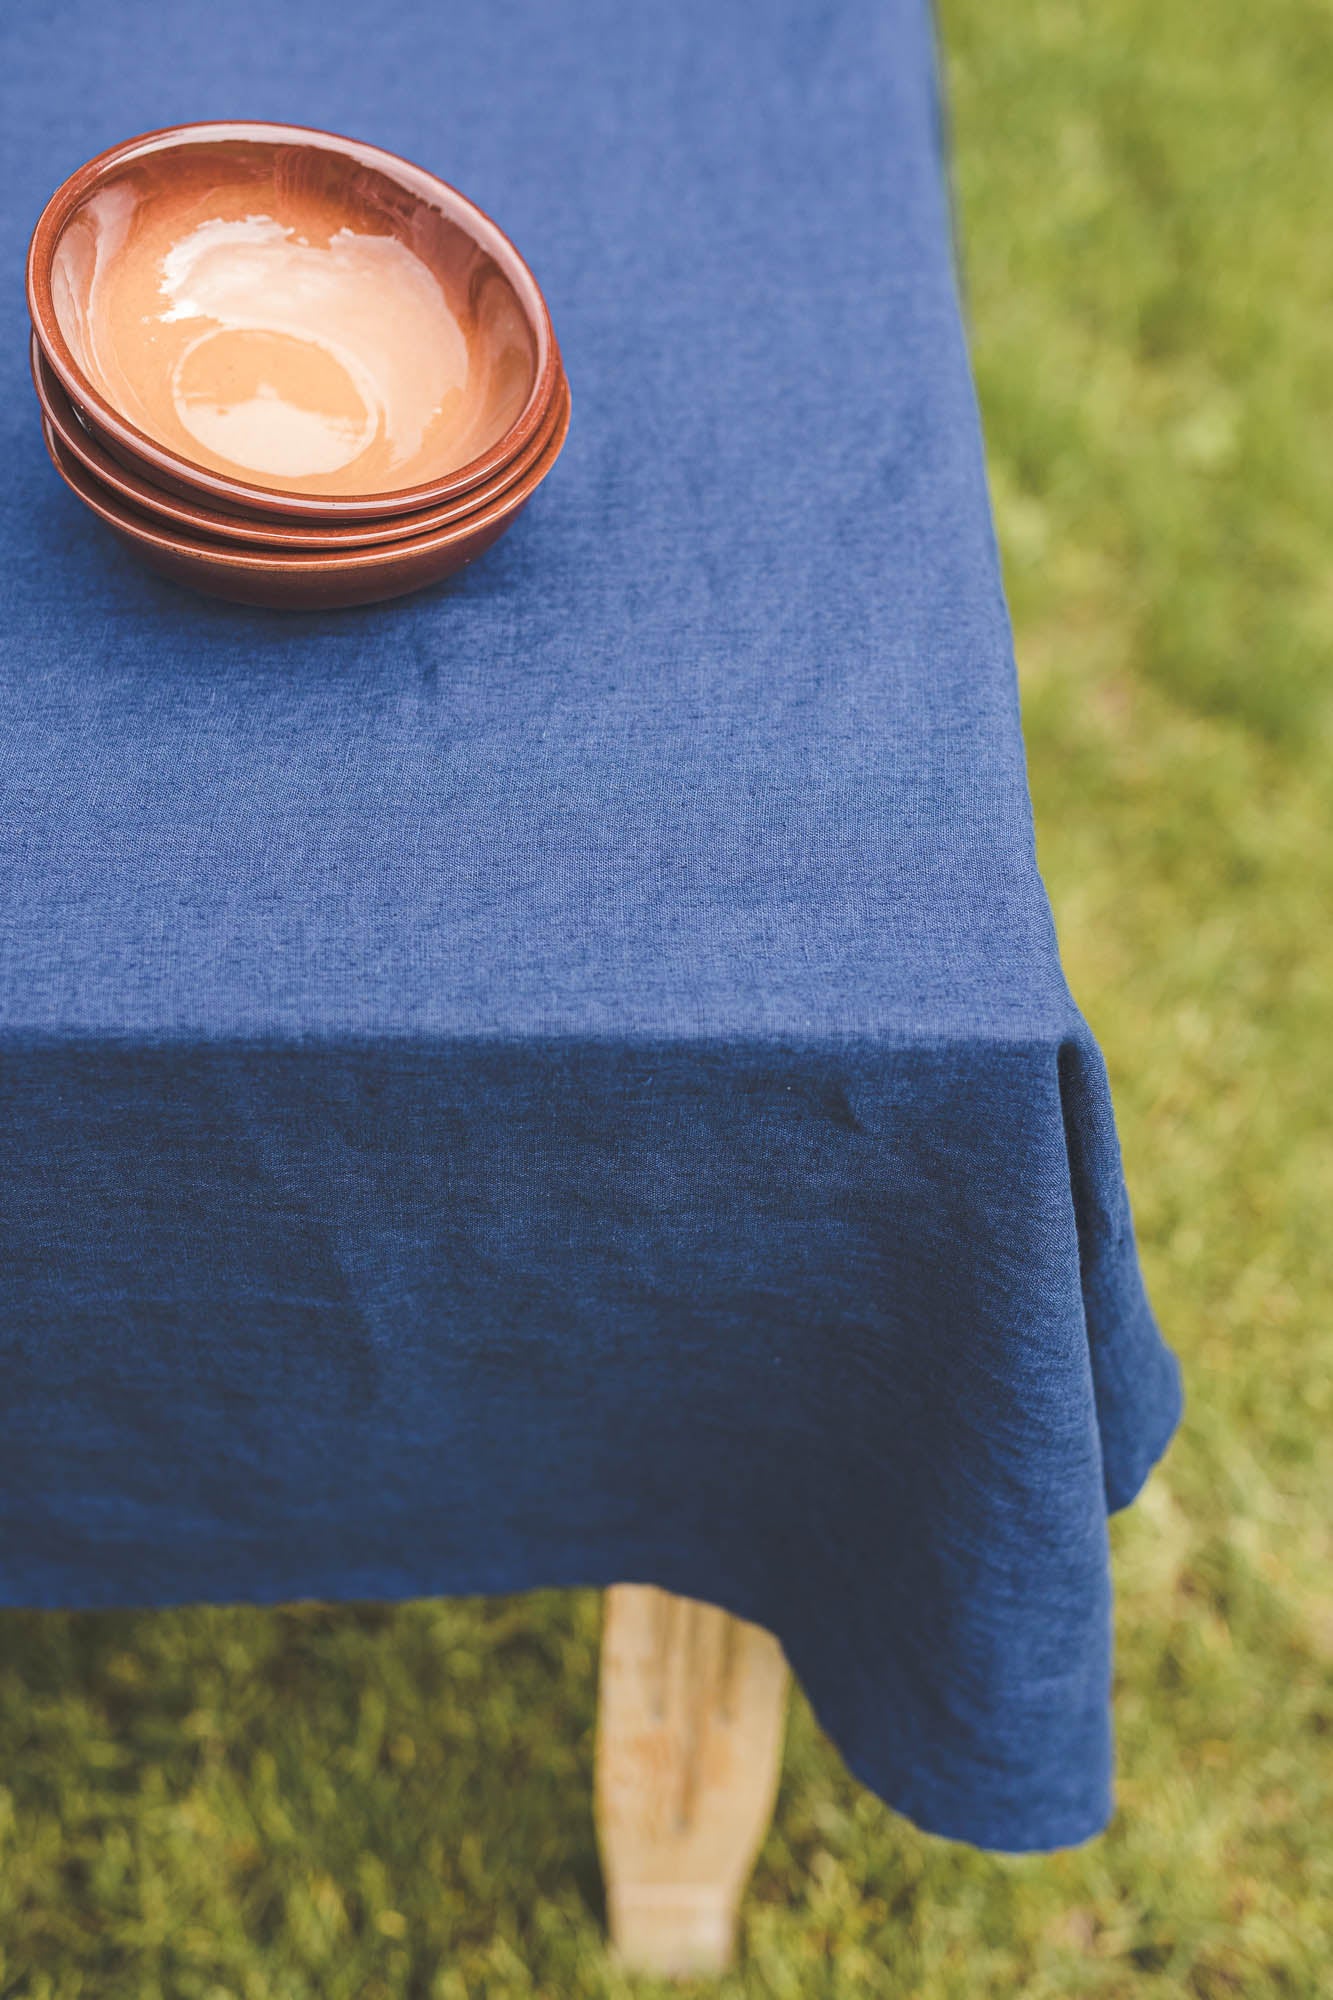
[594,1583,789,1977]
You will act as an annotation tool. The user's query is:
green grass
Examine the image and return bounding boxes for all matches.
[4,1,1331,1992]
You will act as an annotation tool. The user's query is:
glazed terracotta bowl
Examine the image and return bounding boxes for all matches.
[27,121,560,522]
[32,333,568,552]
[40,376,570,609]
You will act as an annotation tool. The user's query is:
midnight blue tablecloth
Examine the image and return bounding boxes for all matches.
[0,0,1181,1850]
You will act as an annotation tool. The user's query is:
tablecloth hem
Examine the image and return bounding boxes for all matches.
[0,1558,1114,1855]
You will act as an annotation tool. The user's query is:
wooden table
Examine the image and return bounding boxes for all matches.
[595,1586,789,1976]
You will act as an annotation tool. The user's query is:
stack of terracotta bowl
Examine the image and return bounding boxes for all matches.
[25,121,569,610]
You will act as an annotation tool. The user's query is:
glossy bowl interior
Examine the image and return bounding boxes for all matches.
[28,122,557,519]
[39,375,569,608]
[33,332,568,551]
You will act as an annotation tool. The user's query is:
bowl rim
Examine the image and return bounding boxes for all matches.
[32,328,567,552]
[40,374,571,574]
[27,118,559,521]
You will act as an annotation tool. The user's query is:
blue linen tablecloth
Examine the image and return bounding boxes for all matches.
[0,0,1181,1850]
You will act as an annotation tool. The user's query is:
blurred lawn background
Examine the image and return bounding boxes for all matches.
[3,0,1330,1992]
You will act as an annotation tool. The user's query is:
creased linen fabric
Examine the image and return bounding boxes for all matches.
[0,0,1180,1849]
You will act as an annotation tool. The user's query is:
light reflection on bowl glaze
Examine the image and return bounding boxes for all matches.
[39,375,571,609]
[28,122,558,518]
[32,332,568,552]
